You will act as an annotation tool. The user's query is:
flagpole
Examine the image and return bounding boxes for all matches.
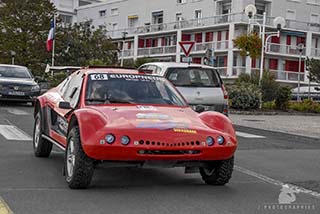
[51,15,56,67]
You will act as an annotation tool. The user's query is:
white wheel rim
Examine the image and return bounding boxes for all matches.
[34,117,41,148]
[67,138,76,178]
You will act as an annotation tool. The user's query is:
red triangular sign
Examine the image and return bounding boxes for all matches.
[179,41,195,57]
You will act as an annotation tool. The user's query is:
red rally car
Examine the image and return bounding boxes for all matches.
[33,67,237,189]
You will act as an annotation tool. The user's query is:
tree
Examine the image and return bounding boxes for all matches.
[0,0,55,75]
[306,57,320,83]
[233,32,262,59]
[54,23,118,67]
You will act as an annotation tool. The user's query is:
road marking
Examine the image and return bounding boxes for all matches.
[0,197,13,214]
[4,108,30,116]
[236,131,266,138]
[235,165,320,199]
[0,125,32,141]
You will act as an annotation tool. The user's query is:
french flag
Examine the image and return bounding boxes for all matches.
[46,20,55,52]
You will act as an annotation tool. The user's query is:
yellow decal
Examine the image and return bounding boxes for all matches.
[173,128,197,134]
[0,197,13,214]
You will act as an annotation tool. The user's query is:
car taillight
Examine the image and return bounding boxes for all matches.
[221,84,228,99]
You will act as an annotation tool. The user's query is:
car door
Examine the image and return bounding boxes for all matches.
[48,72,84,146]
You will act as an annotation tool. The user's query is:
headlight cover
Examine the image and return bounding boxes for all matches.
[31,85,40,91]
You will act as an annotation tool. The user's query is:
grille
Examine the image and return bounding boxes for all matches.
[3,85,31,91]
[138,140,202,147]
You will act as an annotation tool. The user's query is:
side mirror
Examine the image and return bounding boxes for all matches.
[59,101,72,109]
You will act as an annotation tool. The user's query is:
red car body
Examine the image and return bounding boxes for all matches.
[33,67,237,188]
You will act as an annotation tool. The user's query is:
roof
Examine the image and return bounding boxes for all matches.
[0,64,28,69]
[140,62,215,69]
[82,67,139,75]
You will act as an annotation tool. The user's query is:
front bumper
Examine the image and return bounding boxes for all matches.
[82,129,237,161]
[0,90,40,102]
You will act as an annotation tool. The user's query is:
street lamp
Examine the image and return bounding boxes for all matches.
[10,50,16,65]
[245,4,285,108]
[120,31,128,67]
[297,43,305,102]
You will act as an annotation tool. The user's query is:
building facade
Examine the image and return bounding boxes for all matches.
[75,0,320,84]
[51,0,102,24]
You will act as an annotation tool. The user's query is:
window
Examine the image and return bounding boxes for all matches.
[99,10,106,17]
[310,14,319,23]
[177,0,186,3]
[112,23,118,31]
[176,13,183,22]
[111,8,119,16]
[286,10,296,20]
[60,14,72,24]
[62,72,84,108]
[195,10,202,24]
[307,0,320,4]
[152,11,163,24]
[128,15,138,28]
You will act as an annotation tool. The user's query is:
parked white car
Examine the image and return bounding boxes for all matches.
[138,62,229,115]
[291,86,320,101]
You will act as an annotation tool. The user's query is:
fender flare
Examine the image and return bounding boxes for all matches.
[198,111,236,140]
[34,97,49,136]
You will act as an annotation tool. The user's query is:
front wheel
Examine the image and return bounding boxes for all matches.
[65,126,94,189]
[199,157,234,185]
[33,112,52,157]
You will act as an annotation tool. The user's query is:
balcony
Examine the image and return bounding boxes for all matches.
[265,43,306,56]
[270,70,305,82]
[137,45,176,57]
[118,49,134,58]
[107,13,243,38]
[192,41,229,53]
[311,48,320,58]
[107,12,320,39]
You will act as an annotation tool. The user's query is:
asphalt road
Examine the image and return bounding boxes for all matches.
[0,102,319,214]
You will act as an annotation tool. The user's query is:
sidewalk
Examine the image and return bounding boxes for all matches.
[229,113,320,139]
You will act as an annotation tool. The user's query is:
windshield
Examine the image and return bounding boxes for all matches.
[85,73,187,106]
[0,66,32,79]
[166,67,221,87]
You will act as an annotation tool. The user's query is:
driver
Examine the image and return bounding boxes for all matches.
[89,81,106,99]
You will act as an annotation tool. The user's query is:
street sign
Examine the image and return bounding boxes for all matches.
[179,41,195,57]
[182,57,192,63]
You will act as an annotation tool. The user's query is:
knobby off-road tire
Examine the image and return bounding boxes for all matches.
[65,126,94,189]
[200,156,234,185]
[33,112,52,157]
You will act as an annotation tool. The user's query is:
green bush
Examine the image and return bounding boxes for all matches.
[275,86,292,110]
[288,99,320,113]
[262,101,276,110]
[261,71,279,102]
[229,83,261,110]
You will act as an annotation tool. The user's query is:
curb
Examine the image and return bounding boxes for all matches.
[230,110,320,116]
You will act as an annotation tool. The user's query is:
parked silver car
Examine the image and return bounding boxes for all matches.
[138,62,228,115]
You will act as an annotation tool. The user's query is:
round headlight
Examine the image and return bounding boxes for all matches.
[206,137,214,146]
[121,136,130,145]
[105,134,115,144]
[217,136,225,145]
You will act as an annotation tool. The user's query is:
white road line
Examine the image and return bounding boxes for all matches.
[0,125,32,141]
[4,108,30,116]
[235,165,320,199]
[236,131,266,138]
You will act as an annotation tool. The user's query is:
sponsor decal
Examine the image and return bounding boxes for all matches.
[136,113,171,120]
[136,121,190,130]
[108,74,161,81]
[90,74,108,80]
[173,128,197,134]
[136,105,157,111]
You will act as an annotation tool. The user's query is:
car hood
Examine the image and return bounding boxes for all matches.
[86,105,212,132]
[0,77,37,86]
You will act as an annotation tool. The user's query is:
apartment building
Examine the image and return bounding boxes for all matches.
[75,0,320,84]
[51,0,102,24]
